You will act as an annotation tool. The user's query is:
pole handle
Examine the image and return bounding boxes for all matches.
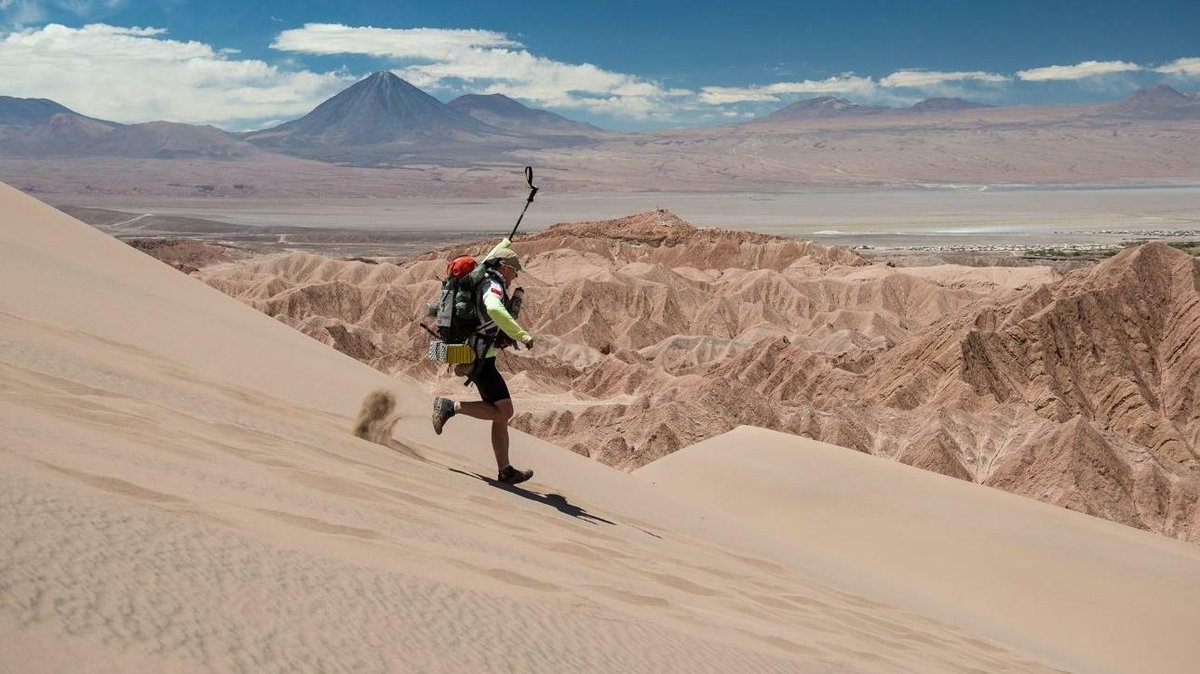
[525,166,538,203]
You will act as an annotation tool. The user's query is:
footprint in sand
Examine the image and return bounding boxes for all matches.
[38,461,186,504]
[480,568,563,592]
[253,508,383,541]
[586,585,671,608]
[638,571,724,597]
[734,629,824,658]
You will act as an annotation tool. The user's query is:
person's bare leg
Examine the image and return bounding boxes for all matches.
[453,399,515,470]
[489,399,514,470]
[456,400,501,421]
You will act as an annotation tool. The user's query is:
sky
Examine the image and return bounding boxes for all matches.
[0,0,1198,131]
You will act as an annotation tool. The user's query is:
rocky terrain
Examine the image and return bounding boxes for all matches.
[123,238,252,274]
[170,210,1199,542]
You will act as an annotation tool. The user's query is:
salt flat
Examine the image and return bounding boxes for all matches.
[54,183,1200,250]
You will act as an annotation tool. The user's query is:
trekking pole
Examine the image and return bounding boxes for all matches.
[508,166,539,240]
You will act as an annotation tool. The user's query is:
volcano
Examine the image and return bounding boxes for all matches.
[244,71,505,148]
[1110,84,1200,118]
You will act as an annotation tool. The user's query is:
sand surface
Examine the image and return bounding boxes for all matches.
[636,428,1200,674]
[2,180,1197,672]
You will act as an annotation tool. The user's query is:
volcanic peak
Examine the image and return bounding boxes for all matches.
[1110,84,1200,118]
[245,70,496,147]
[1123,84,1191,106]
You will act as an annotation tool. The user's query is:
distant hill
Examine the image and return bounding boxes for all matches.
[243,71,505,148]
[0,96,81,126]
[908,97,991,112]
[0,101,256,159]
[447,93,605,136]
[1109,84,1200,119]
[758,95,990,123]
[759,96,889,122]
[3,112,117,155]
[89,121,258,159]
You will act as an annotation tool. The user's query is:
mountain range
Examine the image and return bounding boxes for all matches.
[0,98,257,159]
[4,72,1195,165]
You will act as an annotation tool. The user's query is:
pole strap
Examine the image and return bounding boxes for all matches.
[508,166,538,240]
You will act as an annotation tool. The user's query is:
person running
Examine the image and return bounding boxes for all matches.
[431,238,535,485]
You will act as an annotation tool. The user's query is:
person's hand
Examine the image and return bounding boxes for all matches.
[523,336,534,350]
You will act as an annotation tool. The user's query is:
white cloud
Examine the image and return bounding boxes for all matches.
[272,24,518,59]
[1016,60,1141,81]
[704,70,1010,106]
[0,23,353,127]
[880,69,1009,88]
[698,88,783,104]
[271,23,688,119]
[1155,57,1200,76]
[699,75,877,104]
[4,19,1195,129]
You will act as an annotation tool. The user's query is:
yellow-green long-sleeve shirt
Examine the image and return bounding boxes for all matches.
[479,238,530,356]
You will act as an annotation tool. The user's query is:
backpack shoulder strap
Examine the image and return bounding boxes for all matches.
[474,270,507,334]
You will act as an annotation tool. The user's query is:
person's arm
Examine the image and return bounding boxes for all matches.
[482,286,531,344]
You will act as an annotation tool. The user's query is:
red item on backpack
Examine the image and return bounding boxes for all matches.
[446,255,477,279]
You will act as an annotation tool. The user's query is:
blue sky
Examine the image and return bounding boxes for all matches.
[1,0,1197,130]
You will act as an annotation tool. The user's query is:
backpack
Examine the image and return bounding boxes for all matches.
[430,255,488,345]
[423,255,524,369]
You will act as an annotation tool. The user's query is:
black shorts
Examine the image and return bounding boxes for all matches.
[473,357,511,404]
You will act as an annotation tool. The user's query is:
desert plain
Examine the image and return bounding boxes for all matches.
[47,181,1200,253]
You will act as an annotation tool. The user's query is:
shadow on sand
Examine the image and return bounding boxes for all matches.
[448,468,617,526]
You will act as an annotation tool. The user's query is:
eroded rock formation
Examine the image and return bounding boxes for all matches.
[193,210,1200,541]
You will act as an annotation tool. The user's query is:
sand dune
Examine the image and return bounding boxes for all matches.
[2,182,1086,672]
[635,427,1200,674]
